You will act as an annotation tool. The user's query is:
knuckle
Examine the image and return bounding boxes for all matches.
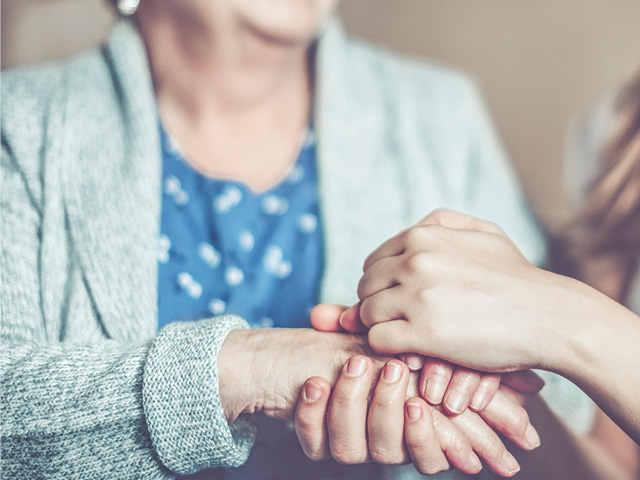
[446,437,470,458]
[415,287,432,308]
[406,251,431,274]
[372,394,397,409]
[369,446,402,465]
[422,358,452,377]
[333,447,367,465]
[368,324,388,352]
[507,406,530,434]
[356,276,367,300]
[417,459,450,476]
[479,434,503,455]
[359,297,376,324]
[302,445,326,462]
[452,369,481,387]
[405,226,428,247]
[405,432,430,450]
[295,417,314,436]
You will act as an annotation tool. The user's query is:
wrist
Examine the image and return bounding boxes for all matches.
[218,328,371,423]
[218,329,255,423]
[534,273,624,378]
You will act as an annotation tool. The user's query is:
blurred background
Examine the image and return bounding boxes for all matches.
[3,0,640,227]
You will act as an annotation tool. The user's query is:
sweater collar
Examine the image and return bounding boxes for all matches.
[63,18,407,337]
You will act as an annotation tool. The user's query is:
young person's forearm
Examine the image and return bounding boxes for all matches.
[547,279,640,444]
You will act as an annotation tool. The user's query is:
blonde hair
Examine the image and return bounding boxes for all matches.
[567,70,640,259]
[553,69,640,302]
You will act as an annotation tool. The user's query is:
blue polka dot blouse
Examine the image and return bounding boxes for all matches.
[157,124,324,331]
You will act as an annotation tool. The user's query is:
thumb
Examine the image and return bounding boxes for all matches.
[310,304,348,332]
[310,303,368,333]
[416,208,504,235]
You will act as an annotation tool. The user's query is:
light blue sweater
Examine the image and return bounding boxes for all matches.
[1,18,592,480]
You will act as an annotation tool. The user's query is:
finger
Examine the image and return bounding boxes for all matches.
[443,367,482,415]
[419,358,454,406]
[400,353,425,371]
[295,377,332,461]
[404,398,451,476]
[429,407,483,475]
[502,370,545,393]
[327,356,374,464]
[363,230,407,272]
[357,255,402,300]
[470,373,501,412]
[479,389,541,451]
[310,304,348,332]
[339,303,368,333]
[368,320,417,355]
[367,360,411,465]
[447,408,521,477]
[359,287,406,328]
[416,208,505,235]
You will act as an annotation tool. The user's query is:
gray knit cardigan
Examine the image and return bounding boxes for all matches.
[1,18,591,480]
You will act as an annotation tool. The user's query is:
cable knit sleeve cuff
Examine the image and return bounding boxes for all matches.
[142,315,256,475]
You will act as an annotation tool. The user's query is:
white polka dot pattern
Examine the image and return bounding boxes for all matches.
[297,213,318,234]
[261,195,289,215]
[198,243,221,269]
[213,186,242,214]
[177,272,203,299]
[158,234,171,263]
[224,266,245,286]
[158,124,322,332]
[208,298,226,315]
[238,231,255,252]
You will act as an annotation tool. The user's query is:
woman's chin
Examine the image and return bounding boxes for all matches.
[237,0,336,45]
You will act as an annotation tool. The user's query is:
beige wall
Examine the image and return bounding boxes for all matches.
[3,0,640,226]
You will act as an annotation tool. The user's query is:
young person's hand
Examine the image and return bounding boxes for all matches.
[334,209,581,373]
[312,304,544,416]
[294,356,541,477]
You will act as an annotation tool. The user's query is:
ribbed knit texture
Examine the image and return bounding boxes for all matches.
[144,317,256,474]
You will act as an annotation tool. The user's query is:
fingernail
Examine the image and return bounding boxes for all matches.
[346,356,366,377]
[424,376,447,404]
[339,306,354,329]
[444,389,469,415]
[338,309,348,328]
[523,372,546,389]
[405,402,422,421]
[470,389,489,411]
[304,381,322,403]
[525,424,541,449]
[383,362,402,383]
[470,454,483,472]
[404,354,424,371]
[502,451,520,475]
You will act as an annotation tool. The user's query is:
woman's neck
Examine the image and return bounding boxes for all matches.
[134,4,314,190]
[136,3,312,128]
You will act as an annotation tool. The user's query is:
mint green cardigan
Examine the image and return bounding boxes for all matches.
[1,18,591,480]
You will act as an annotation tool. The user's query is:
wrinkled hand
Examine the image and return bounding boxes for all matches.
[218,328,374,422]
[346,209,565,372]
[311,304,544,416]
[295,355,541,477]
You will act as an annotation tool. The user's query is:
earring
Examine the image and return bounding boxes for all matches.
[117,0,140,16]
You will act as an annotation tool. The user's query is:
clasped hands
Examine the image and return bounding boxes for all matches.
[292,209,552,477]
[219,209,551,477]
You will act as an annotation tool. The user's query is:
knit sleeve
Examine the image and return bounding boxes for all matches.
[1,136,255,478]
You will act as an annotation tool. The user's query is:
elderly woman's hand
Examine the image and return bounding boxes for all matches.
[294,357,540,477]
[217,327,379,423]
[311,304,544,417]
